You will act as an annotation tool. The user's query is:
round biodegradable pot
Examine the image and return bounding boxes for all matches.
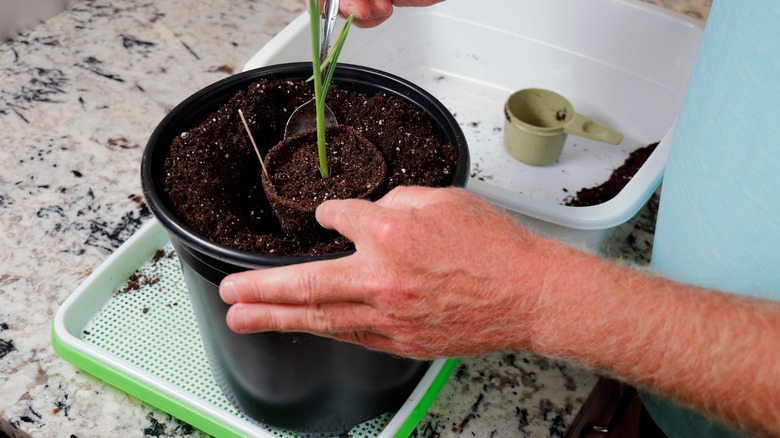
[263,124,388,236]
[141,63,469,434]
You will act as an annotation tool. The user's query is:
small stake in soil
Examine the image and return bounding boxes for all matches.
[238,108,270,181]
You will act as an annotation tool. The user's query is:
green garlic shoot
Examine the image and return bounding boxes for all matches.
[309,0,353,179]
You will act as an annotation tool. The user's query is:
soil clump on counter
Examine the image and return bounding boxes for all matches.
[164,79,458,257]
[565,141,659,207]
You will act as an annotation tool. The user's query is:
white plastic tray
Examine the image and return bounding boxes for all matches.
[244,0,703,249]
[52,219,457,438]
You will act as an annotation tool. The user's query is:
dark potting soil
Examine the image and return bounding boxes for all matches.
[164,79,458,256]
[564,141,659,207]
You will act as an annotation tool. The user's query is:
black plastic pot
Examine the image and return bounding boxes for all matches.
[141,63,470,434]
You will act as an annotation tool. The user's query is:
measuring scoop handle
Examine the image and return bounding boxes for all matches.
[565,113,623,145]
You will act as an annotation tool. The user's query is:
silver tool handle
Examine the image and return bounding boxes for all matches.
[320,0,340,63]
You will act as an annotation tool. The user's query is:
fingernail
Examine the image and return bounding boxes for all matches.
[231,307,248,332]
[377,3,392,16]
[347,5,364,19]
[220,279,238,303]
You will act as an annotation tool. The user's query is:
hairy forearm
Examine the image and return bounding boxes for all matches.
[530,242,780,437]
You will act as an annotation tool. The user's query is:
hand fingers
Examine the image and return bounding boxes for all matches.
[315,186,457,236]
[340,0,393,24]
[337,0,446,28]
[220,258,369,305]
[227,303,429,358]
[225,301,383,334]
[223,189,457,307]
[374,185,464,210]
[315,186,478,255]
[315,197,400,244]
[340,0,445,17]
[392,0,446,7]
[349,16,393,28]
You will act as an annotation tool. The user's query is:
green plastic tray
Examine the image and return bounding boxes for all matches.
[52,219,457,438]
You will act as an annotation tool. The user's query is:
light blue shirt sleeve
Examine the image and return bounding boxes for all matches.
[644,1,780,436]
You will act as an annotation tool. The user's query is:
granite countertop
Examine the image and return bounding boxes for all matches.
[0,0,710,437]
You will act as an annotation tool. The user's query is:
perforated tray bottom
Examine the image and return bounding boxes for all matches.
[53,220,455,437]
[81,243,394,438]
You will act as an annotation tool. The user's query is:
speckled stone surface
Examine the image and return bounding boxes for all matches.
[0,0,709,437]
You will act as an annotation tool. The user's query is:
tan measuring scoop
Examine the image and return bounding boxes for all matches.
[503,88,623,166]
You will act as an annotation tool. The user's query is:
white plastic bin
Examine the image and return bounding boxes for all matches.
[244,0,704,251]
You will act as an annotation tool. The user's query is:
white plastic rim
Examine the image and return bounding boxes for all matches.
[243,0,703,234]
[468,121,675,230]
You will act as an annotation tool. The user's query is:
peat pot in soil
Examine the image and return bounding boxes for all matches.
[141,62,469,434]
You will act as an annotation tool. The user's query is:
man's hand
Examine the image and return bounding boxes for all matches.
[219,186,556,359]
[219,186,780,436]
[338,0,445,28]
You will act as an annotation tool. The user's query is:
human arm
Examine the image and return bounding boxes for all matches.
[219,186,780,437]
[533,231,780,438]
[337,0,445,28]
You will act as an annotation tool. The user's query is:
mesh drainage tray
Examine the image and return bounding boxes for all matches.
[52,219,457,438]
